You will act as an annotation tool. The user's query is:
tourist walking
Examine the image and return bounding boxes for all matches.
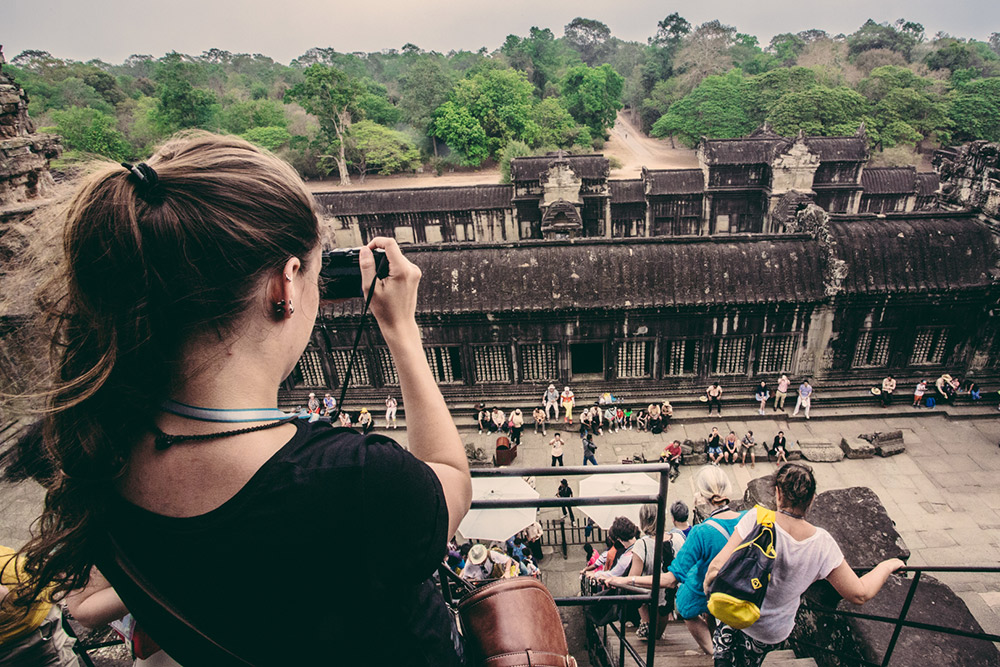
[879,375,896,407]
[561,386,575,423]
[549,433,565,466]
[774,374,790,411]
[605,466,744,655]
[705,464,903,667]
[755,381,770,415]
[384,395,398,428]
[543,384,560,421]
[557,479,575,522]
[792,378,813,419]
[706,382,723,415]
[582,432,598,465]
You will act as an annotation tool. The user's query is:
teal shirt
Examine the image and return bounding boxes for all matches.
[667,512,746,619]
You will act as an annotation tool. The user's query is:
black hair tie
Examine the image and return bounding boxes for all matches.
[121,162,160,196]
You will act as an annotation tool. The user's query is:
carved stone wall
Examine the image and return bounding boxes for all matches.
[0,72,61,207]
[935,141,1000,219]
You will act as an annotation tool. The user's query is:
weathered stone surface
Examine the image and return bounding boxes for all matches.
[785,439,803,461]
[744,473,776,510]
[797,438,845,462]
[875,440,905,457]
[793,574,1000,666]
[840,437,875,459]
[680,439,695,456]
[0,72,60,205]
[683,452,707,466]
[805,487,910,568]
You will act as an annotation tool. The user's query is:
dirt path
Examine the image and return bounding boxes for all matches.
[603,111,699,178]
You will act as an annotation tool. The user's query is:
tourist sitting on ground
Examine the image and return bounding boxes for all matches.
[704,464,904,667]
[913,380,928,407]
[338,410,352,427]
[307,392,320,415]
[605,405,619,433]
[661,401,673,428]
[636,409,648,432]
[322,393,336,417]
[624,406,634,430]
[648,403,663,434]
[935,374,956,403]
[723,431,739,464]
[880,375,896,407]
[660,440,683,479]
[509,408,524,445]
[587,517,640,580]
[707,427,724,465]
[533,406,546,434]
[477,404,491,433]
[604,466,744,656]
[755,382,770,415]
[543,384,560,421]
[357,407,373,434]
[615,406,625,431]
[772,430,789,465]
[7,135,472,665]
[740,430,757,468]
[580,408,593,436]
[491,407,506,433]
[461,544,515,581]
[580,537,615,575]
[522,521,544,562]
[967,379,982,401]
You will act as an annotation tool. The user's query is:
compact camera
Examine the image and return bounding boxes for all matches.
[319,247,389,300]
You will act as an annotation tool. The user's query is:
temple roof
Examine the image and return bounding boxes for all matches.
[326,236,827,316]
[915,172,940,197]
[314,185,513,215]
[701,137,790,165]
[829,216,997,294]
[643,169,705,195]
[509,154,609,181]
[609,179,645,203]
[861,167,917,195]
[802,136,868,162]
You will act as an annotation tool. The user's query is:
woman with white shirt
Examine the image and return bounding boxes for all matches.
[704,463,903,666]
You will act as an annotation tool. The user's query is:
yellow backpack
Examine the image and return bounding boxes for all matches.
[707,506,777,629]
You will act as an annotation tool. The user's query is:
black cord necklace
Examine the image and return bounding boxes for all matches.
[778,508,806,519]
[153,415,298,450]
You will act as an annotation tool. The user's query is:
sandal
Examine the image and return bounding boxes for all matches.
[636,621,649,640]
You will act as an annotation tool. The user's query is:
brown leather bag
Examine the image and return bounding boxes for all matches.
[458,577,577,667]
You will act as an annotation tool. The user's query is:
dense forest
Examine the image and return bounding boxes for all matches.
[7,16,1000,183]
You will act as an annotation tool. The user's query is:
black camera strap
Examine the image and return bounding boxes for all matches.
[332,270,380,421]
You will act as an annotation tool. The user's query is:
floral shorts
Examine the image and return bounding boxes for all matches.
[712,623,780,667]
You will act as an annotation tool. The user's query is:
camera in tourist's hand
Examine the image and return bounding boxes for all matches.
[320,248,389,299]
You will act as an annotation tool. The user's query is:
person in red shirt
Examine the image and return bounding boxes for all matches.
[660,440,683,479]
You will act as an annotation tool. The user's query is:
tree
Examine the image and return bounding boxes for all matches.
[356,79,401,126]
[949,77,1000,142]
[501,27,564,93]
[344,120,419,182]
[564,18,612,65]
[151,52,219,133]
[672,20,738,95]
[530,97,590,148]
[284,63,364,185]
[560,64,624,137]
[847,20,920,60]
[766,86,868,136]
[241,126,293,151]
[52,107,132,160]
[430,101,489,165]
[743,67,818,124]
[499,140,533,183]
[651,13,691,49]
[769,33,807,65]
[650,70,752,146]
[431,67,538,163]
[220,98,287,135]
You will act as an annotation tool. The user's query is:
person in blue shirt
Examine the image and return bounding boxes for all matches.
[605,466,743,656]
[792,378,813,419]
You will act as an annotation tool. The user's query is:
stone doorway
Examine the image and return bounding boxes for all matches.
[570,342,604,380]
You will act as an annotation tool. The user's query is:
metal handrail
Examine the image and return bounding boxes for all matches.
[445,463,673,667]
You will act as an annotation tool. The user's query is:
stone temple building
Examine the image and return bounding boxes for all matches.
[288,128,1000,408]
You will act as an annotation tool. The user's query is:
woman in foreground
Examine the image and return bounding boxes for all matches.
[7,133,471,665]
[704,463,903,667]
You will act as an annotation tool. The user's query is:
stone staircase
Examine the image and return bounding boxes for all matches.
[604,622,817,666]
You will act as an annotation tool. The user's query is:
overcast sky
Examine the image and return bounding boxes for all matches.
[5,0,999,65]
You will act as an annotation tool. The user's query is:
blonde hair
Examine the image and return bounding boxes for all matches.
[639,503,658,536]
[693,466,734,507]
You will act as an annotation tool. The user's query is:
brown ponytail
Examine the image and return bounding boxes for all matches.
[7,132,319,620]
[775,463,817,513]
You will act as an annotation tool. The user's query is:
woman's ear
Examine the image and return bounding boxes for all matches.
[269,256,302,320]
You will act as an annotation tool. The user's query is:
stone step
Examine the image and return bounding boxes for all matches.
[762,652,817,665]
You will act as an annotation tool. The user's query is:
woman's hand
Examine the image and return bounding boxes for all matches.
[359,237,421,336]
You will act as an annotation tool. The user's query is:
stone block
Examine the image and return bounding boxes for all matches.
[797,438,845,463]
[744,473,776,510]
[785,439,803,461]
[680,440,694,456]
[792,574,1000,667]
[683,452,707,466]
[876,440,905,457]
[840,437,875,459]
[805,487,910,568]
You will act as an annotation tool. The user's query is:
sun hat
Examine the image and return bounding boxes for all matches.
[360,407,368,413]
[468,544,489,565]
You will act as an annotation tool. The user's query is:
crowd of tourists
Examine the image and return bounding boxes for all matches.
[582,465,903,665]
[452,522,545,582]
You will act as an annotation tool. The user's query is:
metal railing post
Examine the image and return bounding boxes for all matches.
[561,520,568,560]
[618,602,627,667]
[646,470,670,667]
[880,570,922,667]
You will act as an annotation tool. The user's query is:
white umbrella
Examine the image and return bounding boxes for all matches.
[579,472,660,530]
[458,477,540,542]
